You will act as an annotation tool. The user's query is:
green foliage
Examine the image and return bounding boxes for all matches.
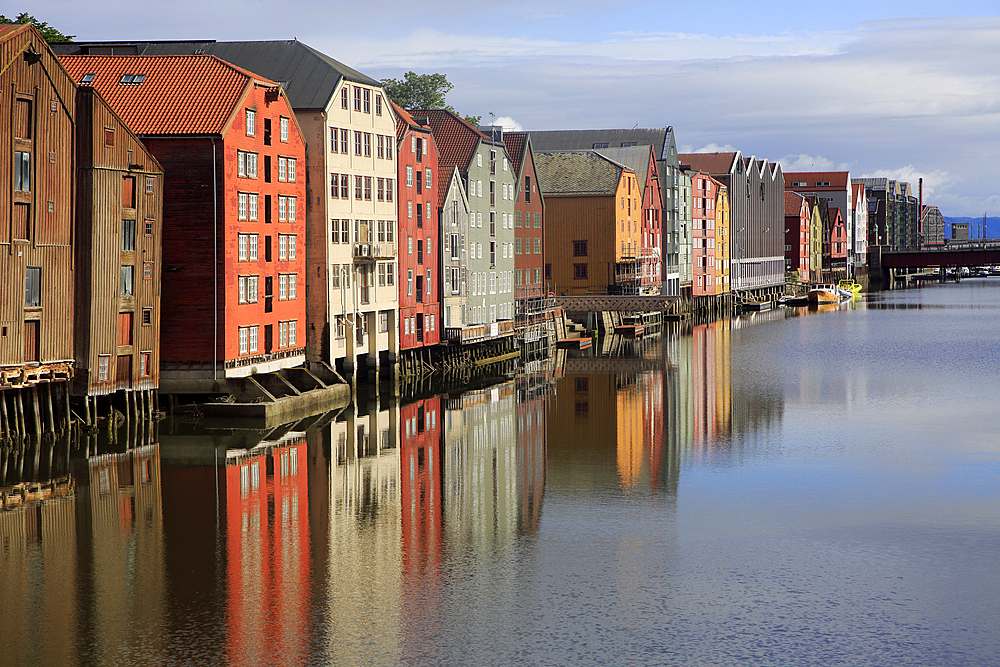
[380,71,480,125]
[0,13,74,42]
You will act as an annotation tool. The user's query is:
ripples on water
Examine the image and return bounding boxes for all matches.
[2,280,999,666]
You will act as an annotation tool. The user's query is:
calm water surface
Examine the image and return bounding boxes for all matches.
[2,280,999,666]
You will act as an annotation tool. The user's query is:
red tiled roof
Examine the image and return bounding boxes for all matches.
[392,100,430,141]
[410,109,487,171]
[784,171,850,189]
[59,54,277,135]
[785,191,807,216]
[678,152,739,175]
[503,132,528,177]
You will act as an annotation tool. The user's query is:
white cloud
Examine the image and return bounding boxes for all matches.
[778,154,851,173]
[680,143,740,154]
[858,166,958,200]
[493,116,523,131]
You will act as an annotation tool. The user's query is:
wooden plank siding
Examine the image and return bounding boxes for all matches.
[142,137,221,370]
[543,194,616,295]
[73,86,163,396]
[0,25,76,386]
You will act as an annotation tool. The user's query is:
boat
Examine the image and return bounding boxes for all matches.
[838,279,862,296]
[807,283,850,304]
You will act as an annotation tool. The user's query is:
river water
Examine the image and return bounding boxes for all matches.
[2,280,999,666]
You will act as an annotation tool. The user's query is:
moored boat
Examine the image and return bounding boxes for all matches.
[807,283,850,303]
[838,278,862,296]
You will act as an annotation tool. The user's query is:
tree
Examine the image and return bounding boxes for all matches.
[380,71,481,126]
[0,13,74,42]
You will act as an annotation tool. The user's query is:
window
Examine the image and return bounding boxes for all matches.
[364,133,371,156]
[425,168,432,189]
[573,263,588,279]
[121,265,134,296]
[142,308,152,325]
[98,355,111,381]
[279,235,288,261]
[375,94,383,115]
[145,177,155,194]
[534,238,541,254]
[331,173,340,198]
[238,150,258,178]
[364,177,371,200]
[246,109,255,136]
[143,262,153,280]
[248,194,258,221]
[406,166,413,187]
[121,219,136,251]
[341,87,348,109]
[386,179,393,202]
[140,352,151,377]
[25,267,41,307]
[355,176,363,200]
[239,193,248,220]
[340,129,349,153]
[119,73,145,85]
[355,131,362,155]
[280,116,289,142]
[278,157,287,181]
[573,240,587,256]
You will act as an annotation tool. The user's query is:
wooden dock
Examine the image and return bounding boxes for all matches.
[557,337,592,350]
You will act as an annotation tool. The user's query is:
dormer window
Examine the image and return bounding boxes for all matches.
[119,73,145,85]
[81,73,96,85]
[816,181,831,187]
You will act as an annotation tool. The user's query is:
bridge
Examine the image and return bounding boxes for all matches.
[881,241,1000,269]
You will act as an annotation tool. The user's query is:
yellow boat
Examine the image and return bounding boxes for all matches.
[838,279,862,296]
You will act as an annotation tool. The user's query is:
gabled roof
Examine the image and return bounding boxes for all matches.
[534,150,629,196]
[60,54,273,135]
[52,39,380,110]
[411,109,488,172]
[0,24,27,39]
[785,191,807,216]
[438,165,468,210]
[503,132,528,177]
[392,100,430,141]
[784,171,850,189]
[594,146,657,194]
[678,152,741,176]
[529,128,675,161]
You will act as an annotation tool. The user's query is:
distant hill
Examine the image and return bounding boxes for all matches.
[944,217,999,240]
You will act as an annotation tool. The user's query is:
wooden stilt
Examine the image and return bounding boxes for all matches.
[83,393,92,427]
[45,383,56,433]
[0,392,8,441]
[15,390,25,441]
[31,386,42,439]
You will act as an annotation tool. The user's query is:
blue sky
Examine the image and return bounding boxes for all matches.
[26,0,1000,216]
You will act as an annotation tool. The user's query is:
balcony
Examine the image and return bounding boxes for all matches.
[372,243,396,259]
[353,243,375,262]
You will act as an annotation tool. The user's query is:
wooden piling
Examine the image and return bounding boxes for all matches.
[31,387,42,439]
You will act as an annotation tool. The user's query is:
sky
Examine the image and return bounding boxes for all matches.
[23,0,1000,216]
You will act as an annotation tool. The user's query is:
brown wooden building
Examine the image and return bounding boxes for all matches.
[73,85,163,402]
[534,150,640,295]
[0,25,75,415]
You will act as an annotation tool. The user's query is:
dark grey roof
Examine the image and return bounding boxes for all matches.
[52,39,380,110]
[534,150,627,196]
[594,146,655,194]
[530,128,675,162]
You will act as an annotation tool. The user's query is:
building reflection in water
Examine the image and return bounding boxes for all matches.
[0,431,163,666]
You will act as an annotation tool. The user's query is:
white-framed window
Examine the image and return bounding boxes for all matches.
[249,234,258,261]
[406,165,413,187]
[288,234,296,259]
[287,158,295,183]
[279,235,288,261]
[238,192,248,220]
[239,326,248,353]
[248,193,258,221]
[288,274,296,299]
[278,157,287,181]
[287,197,295,221]
[279,196,287,221]
[288,320,296,346]
[280,116,289,142]
[245,109,255,136]
[477,154,482,167]
[425,168,432,188]
[279,273,288,300]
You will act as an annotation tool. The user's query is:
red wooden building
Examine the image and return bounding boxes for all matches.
[503,132,546,298]
[784,191,810,281]
[74,85,164,408]
[60,55,307,394]
[393,103,440,354]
